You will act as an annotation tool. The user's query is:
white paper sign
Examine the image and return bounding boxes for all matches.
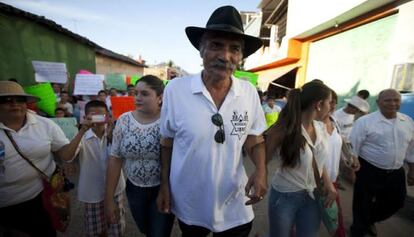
[74,74,104,95]
[32,61,68,84]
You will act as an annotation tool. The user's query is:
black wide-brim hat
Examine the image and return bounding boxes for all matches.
[185,5,263,58]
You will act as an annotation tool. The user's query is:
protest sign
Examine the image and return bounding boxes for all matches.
[78,69,93,74]
[233,70,259,86]
[74,74,104,95]
[24,83,57,116]
[105,73,127,91]
[32,60,68,84]
[110,96,135,119]
[130,75,141,85]
[49,117,78,140]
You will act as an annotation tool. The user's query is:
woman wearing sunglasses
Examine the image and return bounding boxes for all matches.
[0,81,82,236]
[265,81,337,237]
[105,75,174,237]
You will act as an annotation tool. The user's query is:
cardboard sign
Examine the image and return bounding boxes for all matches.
[233,70,259,86]
[49,117,78,140]
[74,74,104,95]
[24,83,57,116]
[105,74,127,91]
[32,60,67,84]
[110,96,135,119]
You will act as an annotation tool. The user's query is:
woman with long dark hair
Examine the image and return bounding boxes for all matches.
[105,75,174,237]
[265,81,337,237]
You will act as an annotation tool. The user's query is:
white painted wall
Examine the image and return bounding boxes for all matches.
[286,0,366,38]
[389,0,414,65]
[305,0,414,95]
[305,15,397,98]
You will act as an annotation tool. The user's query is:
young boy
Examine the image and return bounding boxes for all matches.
[66,100,126,237]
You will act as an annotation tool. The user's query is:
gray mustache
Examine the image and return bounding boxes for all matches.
[210,60,236,70]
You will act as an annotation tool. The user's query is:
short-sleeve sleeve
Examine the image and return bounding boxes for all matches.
[349,118,366,157]
[248,87,267,136]
[50,120,69,152]
[160,85,176,138]
[110,115,125,158]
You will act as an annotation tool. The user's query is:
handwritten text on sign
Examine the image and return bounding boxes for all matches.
[32,61,68,84]
[74,74,105,95]
[49,117,78,140]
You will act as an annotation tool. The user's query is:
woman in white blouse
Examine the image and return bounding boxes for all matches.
[318,90,360,237]
[265,81,337,237]
[105,75,174,237]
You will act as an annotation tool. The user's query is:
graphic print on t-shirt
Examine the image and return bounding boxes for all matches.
[230,111,249,140]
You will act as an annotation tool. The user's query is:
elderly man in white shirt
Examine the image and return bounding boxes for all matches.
[156,6,267,237]
[349,89,414,237]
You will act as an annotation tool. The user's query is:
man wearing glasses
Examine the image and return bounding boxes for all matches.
[157,5,267,237]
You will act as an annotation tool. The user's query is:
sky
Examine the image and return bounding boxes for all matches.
[2,0,261,73]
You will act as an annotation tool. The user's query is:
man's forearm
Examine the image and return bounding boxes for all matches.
[160,145,172,185]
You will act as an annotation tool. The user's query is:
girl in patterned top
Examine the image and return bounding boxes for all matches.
[105,75,174,237]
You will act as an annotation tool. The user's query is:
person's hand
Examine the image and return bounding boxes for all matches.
[156,184,171,213]
[245,169,267,205]
[350,156,360,171]
[407,169,414,186]
[80,115,94,132]
[105,199,120,224]
[323,183,337,208]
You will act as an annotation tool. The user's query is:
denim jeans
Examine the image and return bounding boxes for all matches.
[126,180,174,237]
[268,188,321,237]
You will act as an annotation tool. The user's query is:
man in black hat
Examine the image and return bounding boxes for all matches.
[157,5,267,237]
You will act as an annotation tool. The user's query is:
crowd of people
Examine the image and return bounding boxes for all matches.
[1,5,414,237]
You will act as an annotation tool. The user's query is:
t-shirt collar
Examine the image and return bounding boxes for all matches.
[84,128,107,140]
[0,111,37,131]
[191,71,241,97]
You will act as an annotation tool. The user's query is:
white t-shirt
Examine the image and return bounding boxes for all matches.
[271,121,329,196]
[111,112,162,187]
[75,129,125,203]
[0,112,69,207]
[333,107,354,139]
[160,73,267,232]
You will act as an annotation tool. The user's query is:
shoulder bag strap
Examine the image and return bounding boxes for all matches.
[309,144,324,194]
[3,129,48,179]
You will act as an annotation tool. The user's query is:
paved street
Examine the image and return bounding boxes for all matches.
[60,157,414,237]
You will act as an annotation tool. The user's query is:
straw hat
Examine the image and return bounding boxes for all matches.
[185,5,263,58]
[0,81,40,103]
